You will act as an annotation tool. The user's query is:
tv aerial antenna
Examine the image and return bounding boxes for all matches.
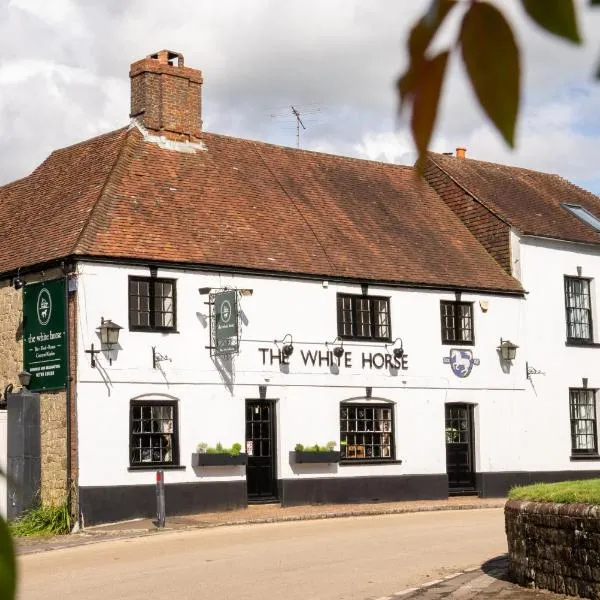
[291,106,305,149]
[269,104,322,149]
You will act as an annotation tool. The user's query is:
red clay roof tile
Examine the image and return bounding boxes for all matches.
[428,153,600,244]
[0,127,522,294]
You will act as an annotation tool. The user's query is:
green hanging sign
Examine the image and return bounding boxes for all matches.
[213,290,239,355]
[23,278,67,391]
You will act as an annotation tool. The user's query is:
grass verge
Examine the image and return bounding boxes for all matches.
[10,503,71,537]
[509,478,600,504]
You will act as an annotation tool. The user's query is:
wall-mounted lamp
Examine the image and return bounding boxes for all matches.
[18,371,31,389]
[198,287,212,295]
[86,317,122,367]
[275,334,294,358]
[326,336,345,358]
[498,338,518,361]
[239,288,253,297]
[386,338,405,359]
[97,318,122,365]
[12,275,24,290]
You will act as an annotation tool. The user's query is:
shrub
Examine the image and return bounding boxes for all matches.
[197,442,243,457]
[294,442,337,452]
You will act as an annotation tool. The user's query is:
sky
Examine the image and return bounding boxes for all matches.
[1,0,600,193]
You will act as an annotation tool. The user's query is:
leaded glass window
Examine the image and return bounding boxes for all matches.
[130,401,179,466]
[340,403,394,461]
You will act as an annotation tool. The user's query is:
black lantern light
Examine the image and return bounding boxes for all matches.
[327,336,345,358]
[498,338,518,361]
[277,333,294,358]
[386,338,404,360]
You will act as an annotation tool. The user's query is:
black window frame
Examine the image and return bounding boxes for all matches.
[129,399,180,468]
[128,276,177,332]
[564,276,593,343]
[336,293,392,342]
[569,388,598,456]
[440,300,475,345]
[339,402,395,462]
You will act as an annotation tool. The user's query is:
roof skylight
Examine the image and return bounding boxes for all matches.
[562,203,600,232]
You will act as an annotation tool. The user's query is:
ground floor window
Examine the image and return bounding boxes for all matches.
[130,400,179,466]
[340,402,394,460]
[570,388,598,455]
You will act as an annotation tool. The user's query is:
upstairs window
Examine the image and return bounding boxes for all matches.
[337,294,391,341]
[564,276,592,342]
[570,389,598,455]
[440,301,474,345]
[562,204,600,232]
[129,276,176,332]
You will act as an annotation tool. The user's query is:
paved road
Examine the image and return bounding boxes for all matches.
[17,508,507,600]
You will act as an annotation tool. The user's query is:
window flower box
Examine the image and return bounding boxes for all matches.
[191,453,248,467]
[290,450,341,464]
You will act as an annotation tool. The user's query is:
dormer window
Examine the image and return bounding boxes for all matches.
[562,204,600,232]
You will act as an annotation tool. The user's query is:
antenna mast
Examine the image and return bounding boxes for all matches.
[291,105,306,149]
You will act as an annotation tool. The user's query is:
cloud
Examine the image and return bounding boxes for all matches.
[0,0,599,194]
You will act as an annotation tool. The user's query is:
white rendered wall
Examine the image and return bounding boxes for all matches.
[76,261,526,487]
[519,237,600,471]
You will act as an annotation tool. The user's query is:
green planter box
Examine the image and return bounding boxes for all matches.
[192,453,248,467]
[290,451,341,464]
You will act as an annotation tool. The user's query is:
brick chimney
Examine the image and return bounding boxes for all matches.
[129,50,203,142]
[456,147,466,159]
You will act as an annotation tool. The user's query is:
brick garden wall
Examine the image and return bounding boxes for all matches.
[506,499,600,598]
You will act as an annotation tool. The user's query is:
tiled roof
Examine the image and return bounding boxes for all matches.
[0,127,522,293]
[428,153,600,244]
[0,128,128,276]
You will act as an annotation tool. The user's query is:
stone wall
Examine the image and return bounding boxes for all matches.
[0,277,73,507]
[506,499,600,599]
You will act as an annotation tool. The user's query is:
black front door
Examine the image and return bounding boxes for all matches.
[445,403,476,492]
[246,400,278,501]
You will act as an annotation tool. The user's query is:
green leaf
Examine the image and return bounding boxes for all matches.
[522,0,581,43]
[591,0,600,6]
[408,0,457,61]
[398,0,457,112]
[460,2,520,147]
[411,51,450,168]
[0,518,16,600]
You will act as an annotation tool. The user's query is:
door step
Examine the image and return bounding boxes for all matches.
[448,489,479,497]
[248,498,280,505]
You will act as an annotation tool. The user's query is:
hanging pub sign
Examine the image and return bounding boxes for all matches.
[23,278,68,391]
[211,289,239,356]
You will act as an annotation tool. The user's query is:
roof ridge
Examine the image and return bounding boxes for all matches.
[72,128,132,254]
[203,130,415,171]
[428,151,560,179]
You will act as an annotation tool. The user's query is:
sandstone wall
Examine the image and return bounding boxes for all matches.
[506,499,600,599]
[0,277,75,508]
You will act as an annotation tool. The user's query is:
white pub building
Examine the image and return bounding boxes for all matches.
[1,50,598,525]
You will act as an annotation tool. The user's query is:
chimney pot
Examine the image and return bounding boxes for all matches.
[130,50,203,141]
[456,147,467,159]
